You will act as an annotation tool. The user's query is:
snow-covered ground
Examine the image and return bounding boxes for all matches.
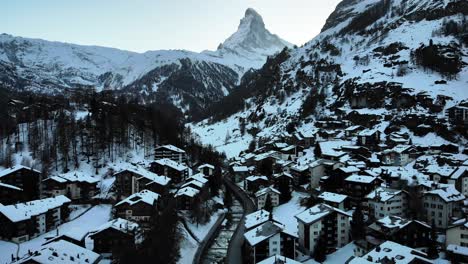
[178,211,224,264]
[0,204,111,264]
[273,191,309,236]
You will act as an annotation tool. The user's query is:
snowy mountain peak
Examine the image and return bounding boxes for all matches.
[218,8,292,54]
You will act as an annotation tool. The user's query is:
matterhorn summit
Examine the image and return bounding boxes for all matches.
[217,8,293,56]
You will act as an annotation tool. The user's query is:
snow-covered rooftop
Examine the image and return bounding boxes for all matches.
[425,184,465,203]
[0,182,22,191]
[90,218,143,244]
[175,186,200,198]
[16,239,100,264]
[245,209,273,230]
[156,144,185,153]
[361,241,431,264]
[366,187,405,202]
[244,221,284,246]
[0,165,40,178]
[47,171,99,184]
[153,158,188,171]
[295,203,350,225]
[0,195,70,222]
[255,186,280,197]
[115,189,160,207]
[115,167,171,186]
[345,175,378,184]
[318,192,348,204]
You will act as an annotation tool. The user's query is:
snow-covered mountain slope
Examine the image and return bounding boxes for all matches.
[0,8,291,114]
[192,0,468,157]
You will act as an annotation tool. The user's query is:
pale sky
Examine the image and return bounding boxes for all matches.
[1,0,342,53]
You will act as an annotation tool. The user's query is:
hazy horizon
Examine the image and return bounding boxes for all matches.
[1,0,342,53]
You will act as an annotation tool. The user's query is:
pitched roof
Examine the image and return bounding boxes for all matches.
[366,187,405,202]
[90,218,143,244]
[115,167,171,186]
[156,144,185,153]
[361,241,432,264]
[257,255,302,264]
[15,240,100,264]
[425,184,465,202]
[295,203,350,225]
[244,221,284,246]
[115,190,160,207]
[0,165,40,178]
[0,195,71,222]
[318,192,348,204]
[255,186,280,197]
[153,158,188,171]
[46,171,99,184]
[175,186,200,198]
[345,175,378,184]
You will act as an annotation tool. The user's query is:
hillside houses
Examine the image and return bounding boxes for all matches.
[0,195,71,242]
[42,171,99,201]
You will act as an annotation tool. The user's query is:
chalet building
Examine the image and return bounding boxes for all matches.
[0,165,41,201]
[317,141,349,161]
[272,173,293,193]
[14,239,101,264]
[231,166,250,183]
[279,145,303,161]
[349,241,432,264]
[295,204,351,256]
[150,158,188,184]
[244,210,281,231]
[290,163,310,186]
[198,163,215,177]
[114,190,160,229]
[423,184,465,229]
[293,130,315,148]
[320,164,359,192]
[255,187,280,209]
[244,176,269,193]
[175,186,200,210]
[243,221,297,264]
[379,145,417,166]
[0,195,71,242]
[344,125,365,138]
[89,218,143,255]
[446,103,468,127]
[367,215,431,248]
[366,187,408,220]
[317,192,348,210]
[42,171,99,201]
[254,151,279,171]
[357,129,381,149]
[0,182,24,205]
[180,174,208,198]
[114,167,171,200]
[446,218,468,248]
[344,175,382,202]
[154,144,187,163]
[449,167,468,196]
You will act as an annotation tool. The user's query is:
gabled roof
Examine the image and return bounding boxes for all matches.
[0,165,40,178]
[244,221,284,246]
[366,187,405,202]
[90,218,142,242]
[255,186,280,197]
[246,175,268,182]
[156,144,185,153]
[295,203,350,225]
[425,184,465,203]
[175,186,200,198]
[15,240,100,264]
[198,163,215,170]
[318,192,348,204]
[360,241,432,264]
[115,190,160,207]
[153,158,188,171]
[46,171,99,184]
[0,195,71,222]
[0,182,22,191]
[245,210,274,230]
[115,167,171,186]
[345,174,378,184]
